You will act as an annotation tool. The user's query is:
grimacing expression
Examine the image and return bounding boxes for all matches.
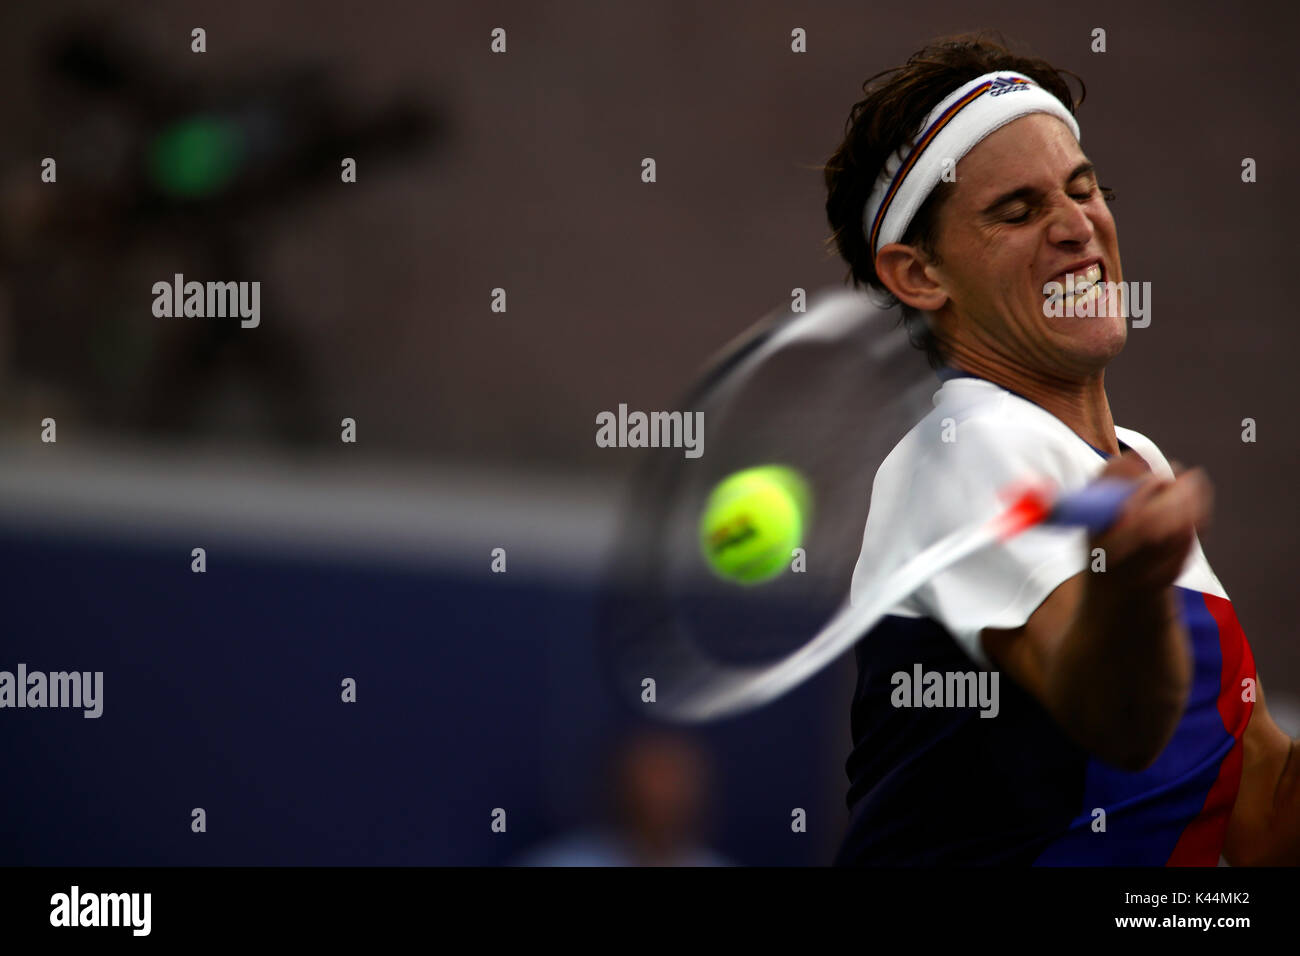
[922,113,1126,376]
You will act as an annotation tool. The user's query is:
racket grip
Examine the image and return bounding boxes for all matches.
[1047,478,1139,535]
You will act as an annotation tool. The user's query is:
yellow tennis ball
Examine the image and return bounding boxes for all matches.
[699,465,810,585]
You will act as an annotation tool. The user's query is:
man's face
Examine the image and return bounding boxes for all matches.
[923,113,1126,377]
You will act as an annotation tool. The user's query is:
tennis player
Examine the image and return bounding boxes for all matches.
[824,34,1297,865]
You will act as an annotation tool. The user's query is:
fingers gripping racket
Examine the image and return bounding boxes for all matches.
[596,288,1135,723]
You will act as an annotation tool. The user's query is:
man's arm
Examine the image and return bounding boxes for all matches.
[980,451,1208,772]
[1224,684,1300,866]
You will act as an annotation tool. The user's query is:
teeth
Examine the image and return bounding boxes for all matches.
[1044,263,1103,304]
[1071,283,1100,306]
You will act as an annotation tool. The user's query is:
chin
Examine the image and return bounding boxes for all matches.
[1074,323,1127,368]
[1041,312,1126,368]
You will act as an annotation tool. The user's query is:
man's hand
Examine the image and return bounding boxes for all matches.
[1089,451,1212,600]
[982,451,1210,771]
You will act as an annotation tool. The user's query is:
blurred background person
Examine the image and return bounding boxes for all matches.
[516,730,731,867]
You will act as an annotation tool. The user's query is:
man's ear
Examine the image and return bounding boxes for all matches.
[874,243,948,312]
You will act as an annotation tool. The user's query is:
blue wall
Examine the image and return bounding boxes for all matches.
[0,525,848,865]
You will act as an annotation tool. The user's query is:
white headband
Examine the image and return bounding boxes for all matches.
[863,71,1080,257]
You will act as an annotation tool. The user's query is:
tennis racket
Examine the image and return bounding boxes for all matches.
[597,287,1135,722]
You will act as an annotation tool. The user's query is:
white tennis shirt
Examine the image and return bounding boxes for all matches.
[849,374,1227,667]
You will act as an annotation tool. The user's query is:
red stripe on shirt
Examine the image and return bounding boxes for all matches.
[1166,593,1256,865]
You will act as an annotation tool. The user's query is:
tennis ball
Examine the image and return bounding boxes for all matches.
[699,465,810,585]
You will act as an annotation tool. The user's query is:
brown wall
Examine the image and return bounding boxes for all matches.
[0,1,1296,687]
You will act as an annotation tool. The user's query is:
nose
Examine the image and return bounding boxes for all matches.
[1045,192,1094,246]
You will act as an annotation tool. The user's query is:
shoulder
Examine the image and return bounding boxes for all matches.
[874,379,1102,527]
[855,380,1101,607]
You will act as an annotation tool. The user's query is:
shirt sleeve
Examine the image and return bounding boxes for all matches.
[900,403,1104,668]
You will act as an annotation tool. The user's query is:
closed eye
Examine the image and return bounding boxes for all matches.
[1001,185,1097,223]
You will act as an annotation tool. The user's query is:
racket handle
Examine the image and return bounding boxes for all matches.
[1047,478,1139,535]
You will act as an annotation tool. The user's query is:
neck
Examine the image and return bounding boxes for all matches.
[945,353,1119,455]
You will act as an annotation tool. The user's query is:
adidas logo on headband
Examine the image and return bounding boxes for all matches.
[988,75,1032,96]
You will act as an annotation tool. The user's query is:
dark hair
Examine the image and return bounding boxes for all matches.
[824,32,1092,368]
